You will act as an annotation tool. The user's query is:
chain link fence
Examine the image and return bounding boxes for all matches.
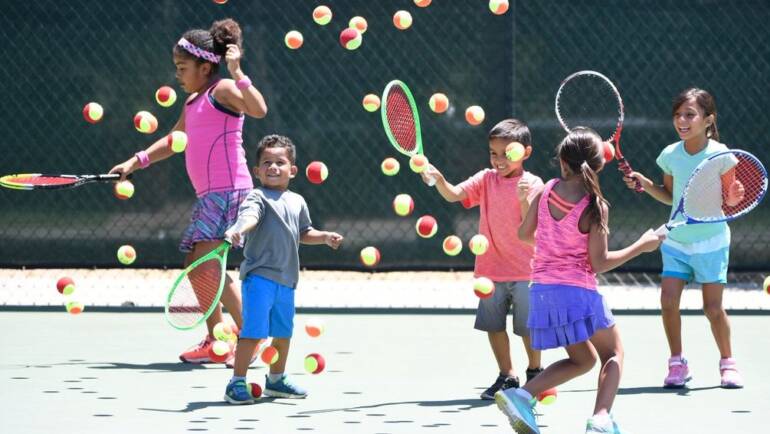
[1,0,769,273]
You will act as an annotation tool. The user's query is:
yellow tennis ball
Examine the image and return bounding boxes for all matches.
[213,322,235,341]
[113,180,135,200]
[429,93,449,114]
[409,154,429,173]
[211,340,230,357]
[469,234,489,255]
[349,16,368,34]
[489,0,510,15]
[465,105,485,126]
[134,111,158,134]
[285,30,304,49]
[155,86,177,108]
[117,245,136,265]
[442,235,463,256]
[167,131,188,153]
[313,5,332,25]
[381,157,400,176]
[82,102,104,124]
[764,276,770,294]
[304,353,325,374]
[537,387,557,405]
[473,277,495,298]
[362,94,380,112]
[66,301,85,315]
[360,246,380,267]
[414,0,432,7]
[393,194,414,217]
[505,142,525,162]
[393,10,413,30]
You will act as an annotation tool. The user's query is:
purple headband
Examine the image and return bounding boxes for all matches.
[177,37,221,64]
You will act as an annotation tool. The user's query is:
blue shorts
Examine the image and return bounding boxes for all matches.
[661,242,729,284]
[240,274,295,339]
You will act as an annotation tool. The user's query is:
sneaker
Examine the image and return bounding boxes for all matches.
[224,379,255,405]
[526,368,544,383]
[663,356,692,388]
[264,374,307,399]
[494,389,540,434]
[481,374,520,400]
[225,338,270,368]
[179,335,215,364]
[719,358,744,389]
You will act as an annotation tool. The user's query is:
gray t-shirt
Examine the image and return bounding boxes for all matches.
[237,187,312,288]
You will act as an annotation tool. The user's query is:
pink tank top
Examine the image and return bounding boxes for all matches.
[184,81,253,197]
[531,179,597,289]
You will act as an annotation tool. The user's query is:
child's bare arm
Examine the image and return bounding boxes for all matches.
[623,171,674,205]
[224,215,259,247]
[588,203,663,273]
[108,112,186,180]
[301,229,344,249]
[421,164,467,202]
[518,192,541,245]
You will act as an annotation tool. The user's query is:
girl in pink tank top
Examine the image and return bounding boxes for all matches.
[108,19,268,364]
[495,128,663,433]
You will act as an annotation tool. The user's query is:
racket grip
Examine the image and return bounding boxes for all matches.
[654,224,669,236]
[618,159,644,193]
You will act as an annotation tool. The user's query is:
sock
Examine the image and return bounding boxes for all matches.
[515,388,533,402]
[268,373,283,383]
[229,375,246,385]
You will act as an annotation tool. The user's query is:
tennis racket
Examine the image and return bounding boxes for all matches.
[165,241,231,330]
[0,173,127,190]
[654,150,767,236]
[381,79,436,186]
[555,70,643,192]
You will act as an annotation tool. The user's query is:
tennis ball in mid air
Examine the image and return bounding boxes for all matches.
[349,16,368,34]
[285,30,303,49]
[313,5,332,25]
[117,245,136,265]
[66,301,85,315]
[363,94,380,112]
[505,142,526,162]
[134,111,158,134]
[247,382,262,398]
[381,157,400,176]
[415,215,438,238]
[473,277,495,299]
[489,0,509,15]
[208,340,231,363]
[305,161,329,184]
[360,246,380,267]
[56,276,75,295]
[429,93,449,114]
[537,387,557,405]
[212,0,228,4]
[261,346,279,365]
[442,235,463,256]
[764,276,770,294]
[213,322,236,342]
[393,193,414,217]
[414,0,432,7]
[409,154,429,173]
[82,102,103,124]
[304,353,326,374]
[155,86,177,108]
[167,131,188,153]
[465,105,485,126]
[305,318,325,337]
[602,141,616,163]
[469,234,489,255]
[393,10,413,30]
[339,28,362,50]
[114,180,135,200]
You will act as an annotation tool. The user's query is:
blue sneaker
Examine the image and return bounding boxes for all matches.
[224,379,255,405]
[586,414,631,434]
[494,389,540,434]
[264,374,307,399]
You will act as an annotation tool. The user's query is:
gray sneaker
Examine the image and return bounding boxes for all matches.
[264,374,307,399]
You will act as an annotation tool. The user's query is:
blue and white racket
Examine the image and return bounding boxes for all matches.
[655,149,767,235]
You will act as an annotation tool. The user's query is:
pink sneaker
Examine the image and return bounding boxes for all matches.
[663,356,692,388]
[179,335,215,364]
[719,358,744,389]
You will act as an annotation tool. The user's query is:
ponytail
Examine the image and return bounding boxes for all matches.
[579,161,609,233]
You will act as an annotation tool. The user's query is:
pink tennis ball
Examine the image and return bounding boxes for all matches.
[261,346,279,365]
[465,106,485,126]
[442,235,463,256]
[285,30,304,49]
[489,0,509,15]
[155,86,177,107]
[304,353,326,374]
[473,277,495,299]
[415,215,438,238]
[56,277,75,295]
[603,141,616,163]
[212,0,228,4]
[113,180,135,200]
[247,382,262,398]
[305,161,329,184]
[313,5,332,25]
[429,93,449,114]
[393,10,413,30]
[82,102,103,124]
[134,111,158,134]
[360,246,380,267]
[339,28,362,50]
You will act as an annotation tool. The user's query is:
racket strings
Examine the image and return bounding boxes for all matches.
[5,175,78,186]
[723,155,767,216]
[385,87,417,152]
[168,257,224,328]
[556,75,622,140]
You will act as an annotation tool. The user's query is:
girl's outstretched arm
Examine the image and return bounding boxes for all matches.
[517,191,541,245]
[588,202,663,273]
[109,110,186,180]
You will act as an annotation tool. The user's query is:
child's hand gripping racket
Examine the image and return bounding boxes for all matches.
[381,79,436,186]
[0,173,128,190]
[654,150,767,236]
[555,70,643,192]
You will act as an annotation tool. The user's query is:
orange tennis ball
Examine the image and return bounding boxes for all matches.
[393,10,413,30]
[409,154,429,173]
[56,277,75,295]
[304,353,326,374]
[117,245,136,265]
[313,5,332,25]
[82,102,103,124]
[465,105,485,126]
[381,157,400,176]
[473,277,495,299]
[349,16,368,34]
[505,142,526,162]
[114,180,135,200]
[134,111,158,134]
[339,28,362,50]
[415,215,438,238]
[212,0,228,4]
[360,246,380,267]
[469,234,489,255]
[603,141,616,163]
[537,387,557,405]
[429,93,449,114]
[261,346,279,365]
[393,193,414,217]
[442,235,463,256]
[247,382,262,398]
[305,318,325,337]
[305,161,329,184]
[155,86,177,108]
[489,0,510,15]
[285,30,304,49]
[363,94,380,112]
[66,301,85,315]
[414,0,432,7]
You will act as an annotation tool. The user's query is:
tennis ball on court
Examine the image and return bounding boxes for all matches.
[285,30,304,49]
[429,93,449,114]
[213,322,235,342]
[155,86,177,108]
[305,161,329,184]
[473,277,495,299]
[113,180,135,200]
[339,28,362,50]
[247,382,262,398]
[363,94,380,112]
[415,215,438,238]
[537,387,557,405]
[409,154,429,173]
[56,276,75,295]
[349,16,368,34]
[489,0,509,15]
[305,318,326,338]
[442,235,463,256]
[381,157,400,176]
[261,346,279,365]
[764,276,770,294]
[117,245,136,265]
[360,246,381,267]
[602,141,616,163]
[134,111,158,134]
[393,193,414,217]
[66,301,85,315]
[82,102,103,124]
[304,353,326,374]
[312,5,332,25]
[469,234,489,255]
[393,10,413,30]
[505,142,526,162]
[414,0,432,7]
[465,105,485,126]
[167,131,188,153]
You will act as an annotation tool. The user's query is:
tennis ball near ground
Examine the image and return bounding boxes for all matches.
[305,161,329,184]
[415,215,438,238]
[114,180,135,200]
[155,86,177,108]
[505,142,526,162]
[764,276,770,294]
[409,154,429,173]
[261,346,279,365]
[349,16,368,34]
[56,276,75,295]
[82,102,103,124]
[429,93,449,114]
[473,277,495,299]
[305,318,326,338]
[312,5,332,25]
[489,0,510,15]
[469,234,489,255]
[393,10,413,30]
[442,235,463,256]
[167,131,188,153]
[392,193,414,217]
[117,245,136,265]
[247,382,262,398]
[465,105,485,126]
[381,157,400,176]
[414,0,432,7]
[208,340,230,363]
[213,322,235,342]
[285,30,304,49]
[360,246,380,267]
[363,94,380,112]
[304,353,326,374]
[537,387,557,405]
[603,141,616,163]
[134,111,158,134]
[339,28,362,50]
[66,301,85,315]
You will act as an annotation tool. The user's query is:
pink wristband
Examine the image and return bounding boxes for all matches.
[134,151,150,169]
[236,76,252,90]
